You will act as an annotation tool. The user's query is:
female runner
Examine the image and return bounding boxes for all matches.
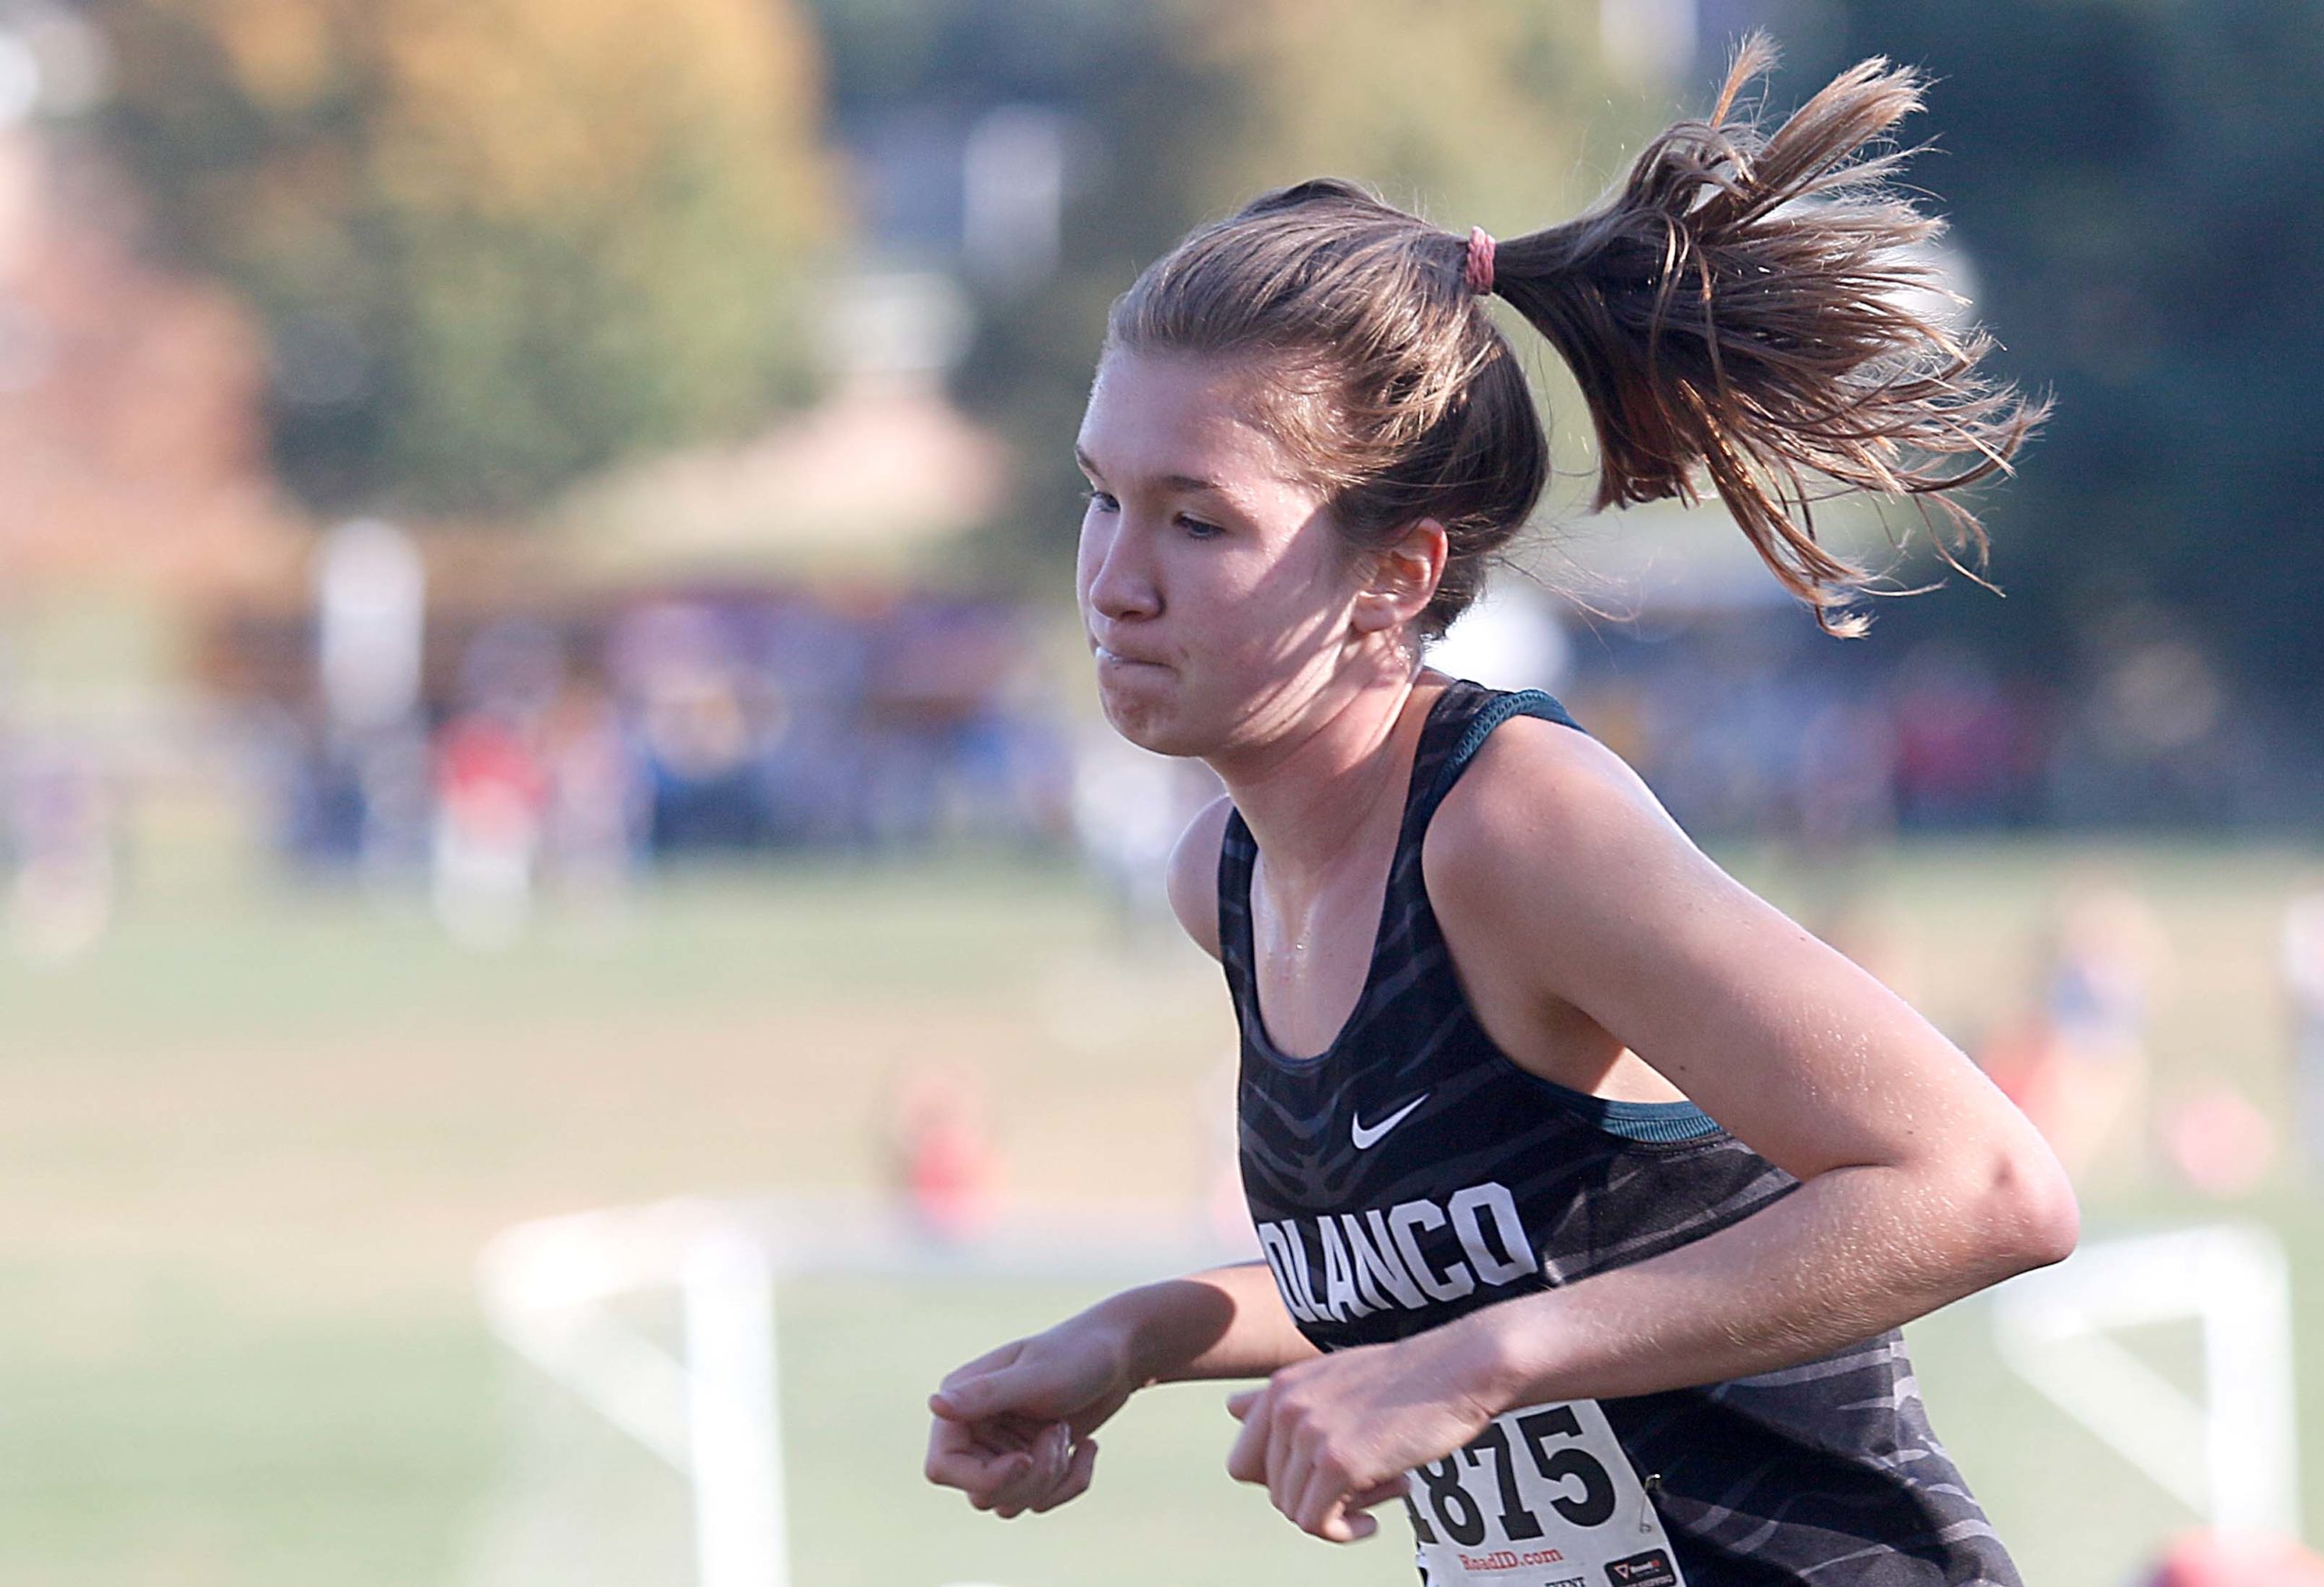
[924,39,2076,1585]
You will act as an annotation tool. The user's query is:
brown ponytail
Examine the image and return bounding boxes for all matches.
[1107,34,2045,639]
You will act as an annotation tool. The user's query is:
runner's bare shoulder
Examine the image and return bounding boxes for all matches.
[1166,794,1236,961]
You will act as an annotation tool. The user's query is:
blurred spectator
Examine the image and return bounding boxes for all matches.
[2003,880,2171,1183]
[1793,695,1901,860]
[2282,873,2324,1180]
[1785,695,1904,929]
[1889,644,2026,828]
[3,735,118,964]
[886,1060,1000,1242]
[431,710,548,949]
[217,580,2324,883]
[619,602,765,856]
[538,683,645,929]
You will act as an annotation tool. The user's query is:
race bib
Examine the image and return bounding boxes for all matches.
[1407,1400,1684,1587]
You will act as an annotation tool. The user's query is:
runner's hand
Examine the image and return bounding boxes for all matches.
[925,1326,1137,1517]
[1225,1333,1496,1542]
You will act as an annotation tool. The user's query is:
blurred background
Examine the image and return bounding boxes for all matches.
[1,0,2319,1583]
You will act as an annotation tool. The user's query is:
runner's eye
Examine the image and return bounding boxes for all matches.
[1179,515,1223,540]
[1079,488,1118,513]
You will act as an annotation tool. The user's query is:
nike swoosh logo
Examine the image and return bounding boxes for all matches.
[1351,1093,1430,1150]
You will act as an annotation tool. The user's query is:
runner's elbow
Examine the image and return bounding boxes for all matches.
[1970,1132,2080,1278]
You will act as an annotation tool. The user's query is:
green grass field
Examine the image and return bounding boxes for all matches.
[4,825,2321,1587]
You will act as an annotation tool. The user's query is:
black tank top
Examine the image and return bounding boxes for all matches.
[1221,678,2021,1586]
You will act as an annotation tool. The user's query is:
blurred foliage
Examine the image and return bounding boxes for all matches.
[88,0,838,516]
[809,0,1645,592]
[1784,0,2324,717]
[1158,0,1615,230]
[76,0,2320,741]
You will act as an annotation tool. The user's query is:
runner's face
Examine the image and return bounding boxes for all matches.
[1074,350,1366,757]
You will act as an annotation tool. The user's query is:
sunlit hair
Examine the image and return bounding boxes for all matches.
[1102,34,2047,639]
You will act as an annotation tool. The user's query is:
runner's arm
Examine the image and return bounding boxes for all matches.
[930,1259,1316,1428]
[1420,719,2078,1402]
[926,1261,1315,1513]
[1089,1259,1322,1383]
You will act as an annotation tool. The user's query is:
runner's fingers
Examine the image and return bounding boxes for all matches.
[990,1431,1068,1514]
[922,1414,991,1487]
[971,1454,1034,1511]
[1028,1436,1099,1513]
[934,1406,1019,1452]
[985,1420,1072,1515]
[925,1410,1047,1503]
[1313,1470,1403,1543]
[934,1358,1059,1425]
[1224,1393,1270,1484]
[931,1342,1029,1417]
[1292,1450,1362,1538]
[1266,1412,1304,1523]
[1291,1466,1340,1537]
[996,1437,1084,1519]
[931,1445,1029,1506]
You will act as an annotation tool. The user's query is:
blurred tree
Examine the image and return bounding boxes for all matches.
[1781,0,2324,724]
[1164,0,1615,228]
[89,0,837,516]
[808,0,1646,586]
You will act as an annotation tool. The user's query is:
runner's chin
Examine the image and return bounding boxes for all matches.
[1095,656,1187,747]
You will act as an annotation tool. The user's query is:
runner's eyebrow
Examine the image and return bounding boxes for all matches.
[1074,446,1228,498]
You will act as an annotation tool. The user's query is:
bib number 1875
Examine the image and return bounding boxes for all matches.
[1405,1405,1616,1547]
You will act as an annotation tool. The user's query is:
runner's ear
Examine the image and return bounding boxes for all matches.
[1352,518,1448,636]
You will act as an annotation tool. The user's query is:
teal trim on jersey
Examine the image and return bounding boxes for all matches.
[1519,1072,1726,1143]
[1423,687,1584,819]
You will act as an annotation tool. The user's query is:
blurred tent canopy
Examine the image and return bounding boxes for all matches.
[552,373,1008,586]
[554,274,1010,586]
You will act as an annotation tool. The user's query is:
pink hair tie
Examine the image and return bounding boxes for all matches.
[1463,225,1497,296]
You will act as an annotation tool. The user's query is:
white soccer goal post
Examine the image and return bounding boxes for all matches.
[475,1194,1252,1587]
[1989,1222,2300,1540]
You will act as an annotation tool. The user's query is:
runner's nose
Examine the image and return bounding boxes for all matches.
[1082,518,1160,624]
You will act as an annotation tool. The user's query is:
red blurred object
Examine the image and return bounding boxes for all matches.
[2144,1531,2324,1587]
[2162,1083,2277,1197]
[437,715,548,832]
[890,1063,1000,1240]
